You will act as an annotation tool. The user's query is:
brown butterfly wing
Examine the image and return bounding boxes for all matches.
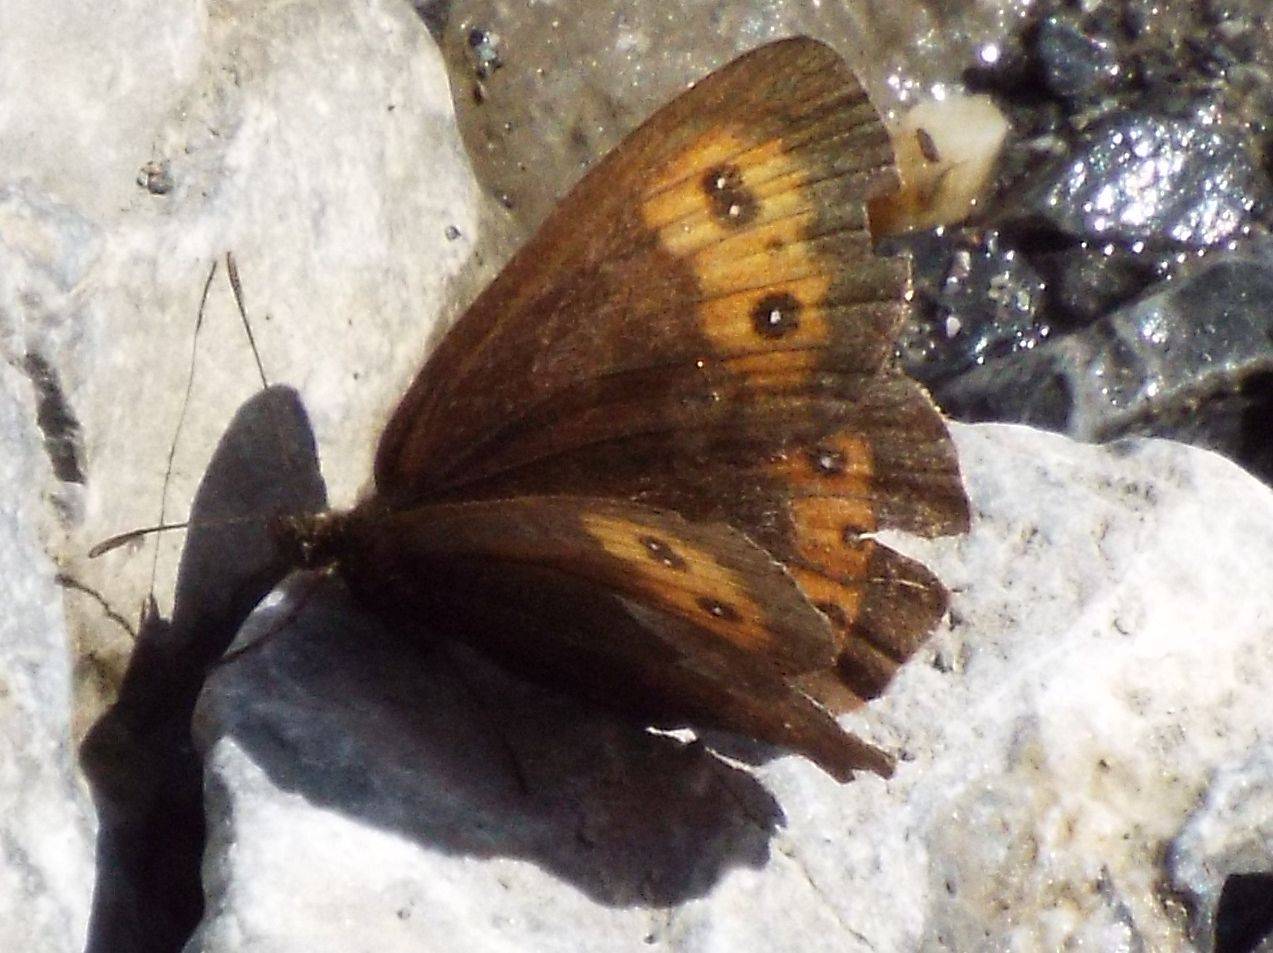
[350,38,969,776]
[332,497,893,779]
[375,37,911,498]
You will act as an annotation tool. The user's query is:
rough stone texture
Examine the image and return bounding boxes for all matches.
[6,1,1273,952]
[0,359,97,953]
[1017,115,1261,247]
[1171,748,1273,949]
[938,249,1273,443]
[191,423,1273,953]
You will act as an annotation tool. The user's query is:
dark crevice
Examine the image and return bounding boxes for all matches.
[406,0,450,43]
[22,351,86,485]
[55,574,137,641]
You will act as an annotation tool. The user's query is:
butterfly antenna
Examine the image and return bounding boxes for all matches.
[90,521,193,559]
[89,510,282,558]
[224,252,317,495]
[144,258,220,586]
[225,251,271,391]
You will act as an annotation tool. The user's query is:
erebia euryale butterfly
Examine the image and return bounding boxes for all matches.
[128,37,971,782]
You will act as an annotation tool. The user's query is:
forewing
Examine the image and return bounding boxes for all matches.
[375,37,908,499]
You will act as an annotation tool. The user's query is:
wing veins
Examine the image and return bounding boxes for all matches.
[640,90,881,201]
[646,153,888,235]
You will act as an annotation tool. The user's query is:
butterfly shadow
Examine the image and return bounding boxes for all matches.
[82,381,784,924]
[80,385,327,953]
[201,559,787,907]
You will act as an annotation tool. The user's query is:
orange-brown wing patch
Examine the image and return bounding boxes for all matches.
[578,510,776,654]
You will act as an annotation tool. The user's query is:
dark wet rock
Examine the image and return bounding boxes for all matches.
[909,0,1273,489]
[1011,115,1263,248]
[1028,242,1166,329]
[1033,12,1122,102]
[893,229,1051,384]
[932,253,1273,480]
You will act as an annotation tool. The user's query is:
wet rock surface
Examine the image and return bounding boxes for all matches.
[897,0,1273,484]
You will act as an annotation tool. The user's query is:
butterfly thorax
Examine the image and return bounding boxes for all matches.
[270,510,355,573]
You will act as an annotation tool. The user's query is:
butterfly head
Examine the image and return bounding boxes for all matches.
[270,511,351,573]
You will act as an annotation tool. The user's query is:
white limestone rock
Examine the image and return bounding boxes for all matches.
[62,0,481,632]
[0,366,97,953]
[0,0,477,950]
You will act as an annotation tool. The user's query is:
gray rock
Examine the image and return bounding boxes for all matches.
[895,229,1050,381]
[939,252,1273,446]
[1034,11,1122,102]
[1018,114,1261,248]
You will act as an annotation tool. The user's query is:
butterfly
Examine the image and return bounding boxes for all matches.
[267,36,970,783]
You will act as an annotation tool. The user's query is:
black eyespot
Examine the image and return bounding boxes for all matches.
[808,446,847,475]
[697,595,740,621]
[751,292,801,339]
[639,534,687,571]
[702,164,758,226]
